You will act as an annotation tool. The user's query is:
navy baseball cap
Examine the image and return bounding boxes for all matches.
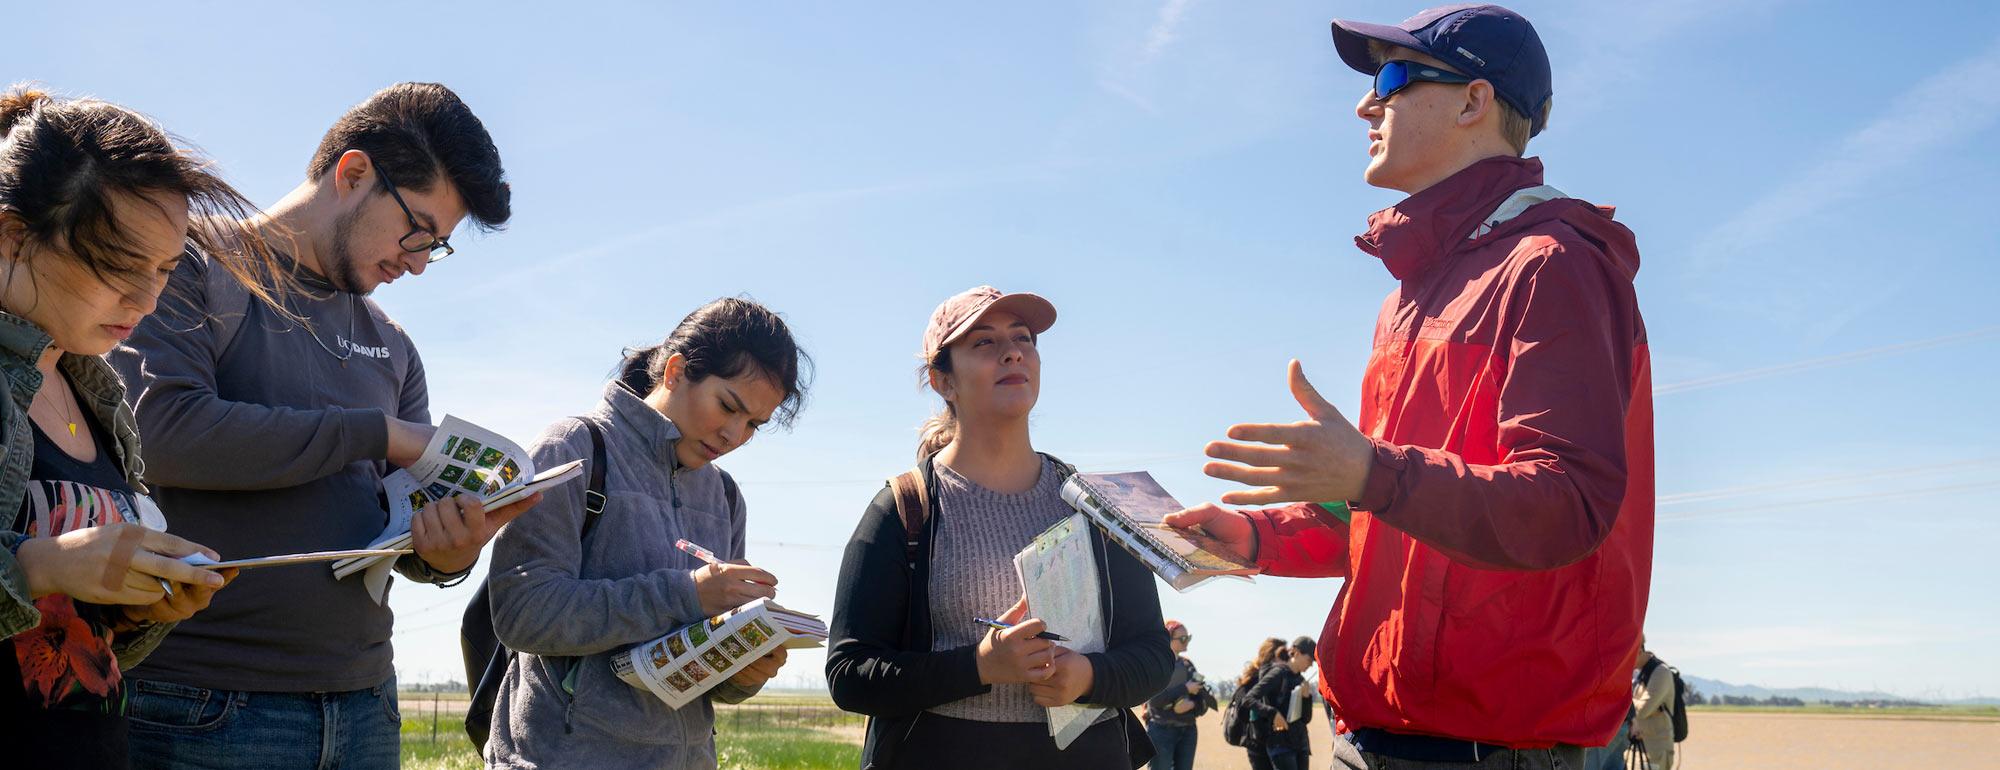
[1330,4,1552,136]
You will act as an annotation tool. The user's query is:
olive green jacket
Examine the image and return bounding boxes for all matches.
[0,310,175,668]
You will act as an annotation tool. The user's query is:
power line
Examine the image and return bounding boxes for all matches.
[1659,479,2000,524]
[1656,458,2000,506]
[1656,326,2000,396]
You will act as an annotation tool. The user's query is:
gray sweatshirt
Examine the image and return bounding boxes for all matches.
[109,252,455,692]
[484,382,761,770]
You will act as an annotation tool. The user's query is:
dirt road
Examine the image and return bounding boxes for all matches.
[1182,709,2000,769]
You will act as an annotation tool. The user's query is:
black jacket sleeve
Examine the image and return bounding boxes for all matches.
[825,487,990,717]
[1078,531,1173,709]
[1243,663,1290,716]
[1145,658,1192,715]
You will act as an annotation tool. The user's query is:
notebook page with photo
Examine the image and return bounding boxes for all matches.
[1059,471,1258,592]
[610,597,827,709]
[334,415,585,597]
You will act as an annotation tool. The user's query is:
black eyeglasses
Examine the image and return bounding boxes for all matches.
[1373,59,1475,100]
[375,166,454,263]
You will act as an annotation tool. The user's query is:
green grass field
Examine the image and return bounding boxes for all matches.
[399,701,861,770]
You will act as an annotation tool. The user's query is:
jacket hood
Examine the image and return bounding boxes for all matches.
[1356,155,1640,283]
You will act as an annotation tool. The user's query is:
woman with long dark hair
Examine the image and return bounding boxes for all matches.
[0,86,287,768]
[484,297,811,770]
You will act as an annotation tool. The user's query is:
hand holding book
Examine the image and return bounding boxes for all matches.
[1159,503,1257,560]
[410,491,545,574]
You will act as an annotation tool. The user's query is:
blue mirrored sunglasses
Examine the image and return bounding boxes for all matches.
[1373,59,1475,100]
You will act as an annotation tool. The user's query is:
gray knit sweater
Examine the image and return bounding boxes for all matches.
[926,456,1070,723]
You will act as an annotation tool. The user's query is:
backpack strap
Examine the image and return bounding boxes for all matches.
[1638,655,1662,687]
[889,466,929,568]
[580,420,610,540]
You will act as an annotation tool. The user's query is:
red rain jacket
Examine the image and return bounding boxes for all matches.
[1248,156,1653,748]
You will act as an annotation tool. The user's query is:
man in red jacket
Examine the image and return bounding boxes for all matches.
[1166,5,1652,768]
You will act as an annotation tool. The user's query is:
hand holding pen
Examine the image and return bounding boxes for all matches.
[975,596,1060,685]
[677,538,778,616]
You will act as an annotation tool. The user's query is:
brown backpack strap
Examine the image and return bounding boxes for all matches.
[888,468,929,567]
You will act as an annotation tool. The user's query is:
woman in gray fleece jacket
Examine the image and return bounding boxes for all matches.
[484,298,809,770]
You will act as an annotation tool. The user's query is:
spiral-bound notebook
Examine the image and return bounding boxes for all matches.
[1058,471,1258,592]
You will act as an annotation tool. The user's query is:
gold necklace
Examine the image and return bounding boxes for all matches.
[37,374,79,438]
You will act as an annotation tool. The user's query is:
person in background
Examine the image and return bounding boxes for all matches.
[1142,619,1215,770]
[1630,639,1677,769]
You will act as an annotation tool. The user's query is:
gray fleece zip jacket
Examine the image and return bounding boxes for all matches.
[484,382,763,770]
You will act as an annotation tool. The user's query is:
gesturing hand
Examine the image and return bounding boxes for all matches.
[976,597,1055,686]
[412,492,545,575]
[1202,360,1375,506]
[692,562,778,616]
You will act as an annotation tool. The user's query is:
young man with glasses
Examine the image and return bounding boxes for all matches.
[111,82,537,769]
[1166,5,1652,769]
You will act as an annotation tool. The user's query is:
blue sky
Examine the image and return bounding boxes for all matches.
[10,0,1998,700]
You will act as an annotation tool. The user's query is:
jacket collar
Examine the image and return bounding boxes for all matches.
[0,310,147,490]
[598,381,684,471]
[0,311,56,406]
[1354,155,1549,281]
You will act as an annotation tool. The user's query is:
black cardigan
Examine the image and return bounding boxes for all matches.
[826,456,1173,768]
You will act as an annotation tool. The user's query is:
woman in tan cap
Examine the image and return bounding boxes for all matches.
[826,286,1173,769]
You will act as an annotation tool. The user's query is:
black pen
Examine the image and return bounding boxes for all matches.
[974,616,1069,642]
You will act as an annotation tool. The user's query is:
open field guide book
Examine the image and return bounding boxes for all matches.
[612,598,828,709]
[1059,471,1258,592]
[333,415,586,601]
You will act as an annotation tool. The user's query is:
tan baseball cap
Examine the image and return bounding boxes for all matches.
[922,286,1057,362]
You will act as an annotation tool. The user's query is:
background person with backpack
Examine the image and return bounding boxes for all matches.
[1631,639,1682,769]
[824,286,1171,769]
[480,298,810,770]
[1224,638,1288,769]
[1142,619,1216,770]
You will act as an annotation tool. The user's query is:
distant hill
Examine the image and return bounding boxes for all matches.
[1684,676,1997,706]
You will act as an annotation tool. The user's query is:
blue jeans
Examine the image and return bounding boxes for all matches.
[1145,720,1197,770]
[124,676,401,770]
[1266,744,1305,770]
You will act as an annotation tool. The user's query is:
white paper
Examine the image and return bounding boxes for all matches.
[1014,513,1106,750]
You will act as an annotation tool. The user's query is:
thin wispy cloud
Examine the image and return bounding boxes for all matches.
[1097,0,1201,113]
[1694,35,2000,267]
[1553,0,1792,122]
[1141,0,1197,63]
[1655,325,2000,395]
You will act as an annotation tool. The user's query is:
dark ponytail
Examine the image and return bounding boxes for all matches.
[615,297,812,428]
